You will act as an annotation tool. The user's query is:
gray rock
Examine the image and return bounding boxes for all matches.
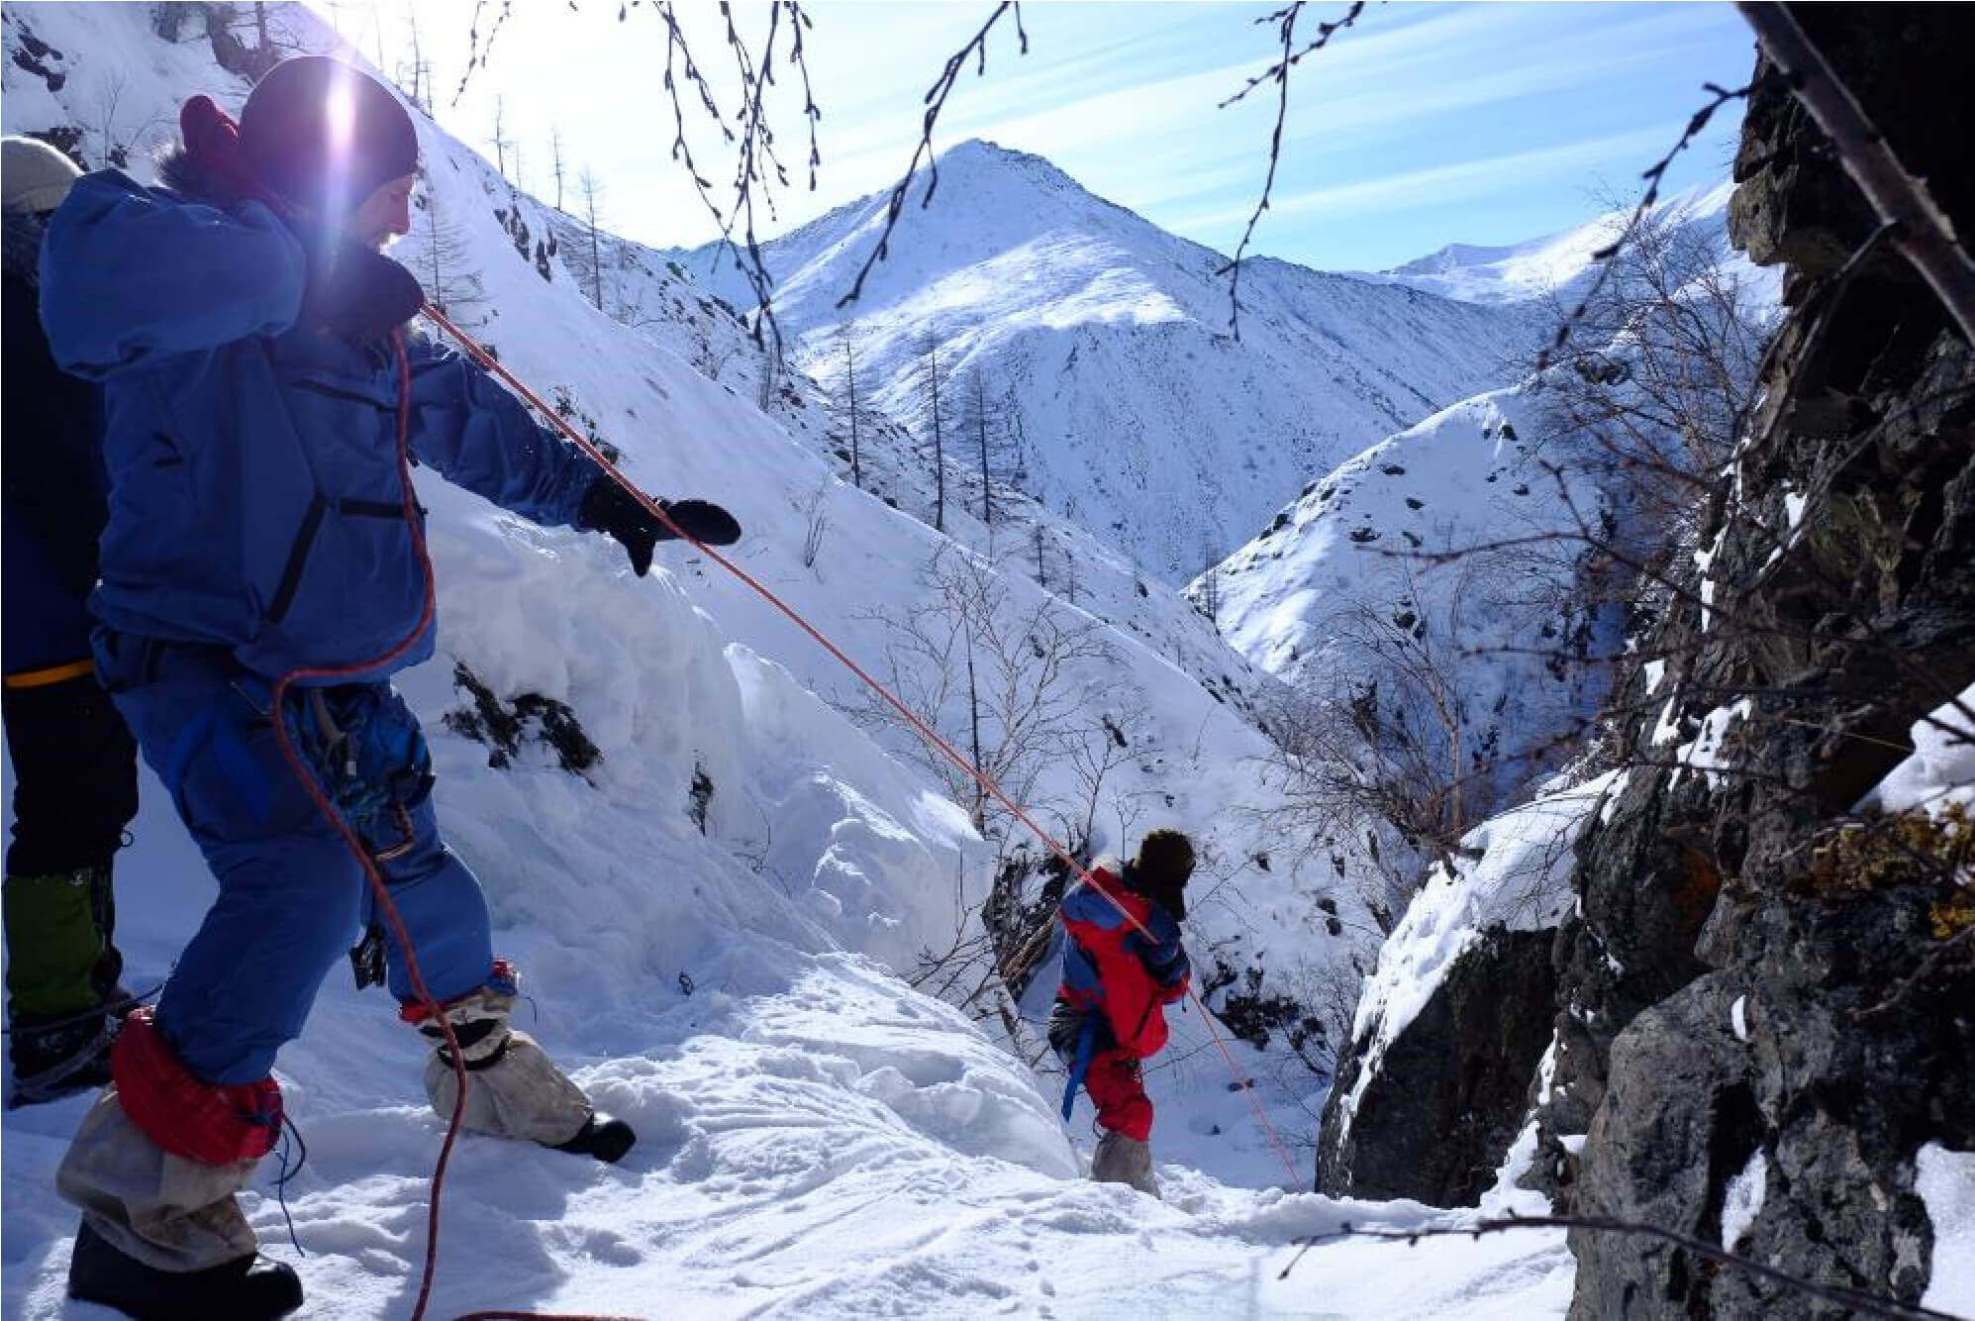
[1317,925,1557,1206]
[1337,13,1975,1314]
[1553,11,1975,1311]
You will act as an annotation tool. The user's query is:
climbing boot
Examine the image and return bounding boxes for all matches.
[57,1016,293,1315]
[1091,1129,1160,1199]
[68,1220,301,1320]
[7,1011,114,1107]
[413,973,635,1160]
[553,1111,638,1164]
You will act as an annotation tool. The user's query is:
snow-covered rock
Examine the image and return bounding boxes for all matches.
[1917,1143,1975,1317]
[1857,683,1975,816]
[1315,775,1611,1205]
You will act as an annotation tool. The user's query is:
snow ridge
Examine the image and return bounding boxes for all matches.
[1366,181,1739,306]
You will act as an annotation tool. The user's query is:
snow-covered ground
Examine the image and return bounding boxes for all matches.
[0,5,1579,1317]
[4,836,1578,1319]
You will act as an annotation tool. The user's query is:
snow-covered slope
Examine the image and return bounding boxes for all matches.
[1201,192,1778,863]
[1367,182,1738,307]
[0,7,1572,1316]
[671,140,1537,584]
[1205,384,1618,838]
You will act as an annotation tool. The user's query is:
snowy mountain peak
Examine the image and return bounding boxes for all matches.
[920,138,1151,227]
[1371,180,1738,306]
[932,136,1079,185]
[676,141,1537,583]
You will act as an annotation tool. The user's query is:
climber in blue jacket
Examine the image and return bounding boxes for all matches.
[37,56,736,1320]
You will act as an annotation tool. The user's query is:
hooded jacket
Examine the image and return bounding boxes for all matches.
[1055,859,1192,1060]
[36,161,602,683]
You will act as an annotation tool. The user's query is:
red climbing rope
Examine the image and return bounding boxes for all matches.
[264,331,463,1321]
[268,332,628,1321]
[417,304,1309,1190]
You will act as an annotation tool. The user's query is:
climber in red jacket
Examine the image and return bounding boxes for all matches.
[1048,829,1194,1197]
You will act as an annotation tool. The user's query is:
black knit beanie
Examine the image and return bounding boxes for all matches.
[240,57,417,217]
[1130,828,1195,920]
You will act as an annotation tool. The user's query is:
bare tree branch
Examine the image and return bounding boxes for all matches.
[451,0,515,108]
[1214,1,1366,340]
[648,0,818,360]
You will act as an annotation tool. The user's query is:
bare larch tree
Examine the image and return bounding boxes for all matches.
[916,333,951,532]
[488,93,511,180]
[956,366,1012,529]
[577,167,605,311]
[825,328,883,490]
[549,124,567,212]
[414,184,489,328]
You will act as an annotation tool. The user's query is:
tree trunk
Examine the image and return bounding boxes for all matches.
[844,339,863,489]
[928,344,946,532]
[966,625,985,829]
[587,199,603,310]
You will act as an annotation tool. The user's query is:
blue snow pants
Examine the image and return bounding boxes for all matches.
[97,632,495,1085]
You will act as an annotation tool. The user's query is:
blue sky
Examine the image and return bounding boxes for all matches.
[318,1,1756,272]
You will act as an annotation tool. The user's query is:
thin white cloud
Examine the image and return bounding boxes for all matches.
[813,2,1513,185]
[1116,16,1727,215]
[1165,124,1678,233]
[313,0,1749,268]
[826,3,1734,222]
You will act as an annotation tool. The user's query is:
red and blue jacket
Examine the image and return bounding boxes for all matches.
[1053,862,1190,1117]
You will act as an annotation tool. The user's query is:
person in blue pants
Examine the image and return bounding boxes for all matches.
[37,57,737,1320]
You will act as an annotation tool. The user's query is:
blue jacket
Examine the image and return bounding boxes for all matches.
[38,169,602,682]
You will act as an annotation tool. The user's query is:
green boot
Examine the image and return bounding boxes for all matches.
[5,864,119,1104]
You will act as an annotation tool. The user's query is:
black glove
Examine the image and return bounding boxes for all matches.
[580,476,742,577]
[298,238,424,342]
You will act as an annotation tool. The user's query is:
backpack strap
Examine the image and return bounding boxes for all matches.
[1060,1014,1100,1122]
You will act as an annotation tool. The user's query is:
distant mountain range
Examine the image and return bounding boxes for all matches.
[1364,180,1739,305]
[670,140,1541,584]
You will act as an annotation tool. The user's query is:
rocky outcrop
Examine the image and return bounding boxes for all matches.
[1519,754,1723,1208]
[1568,879,1969,1319]
[1318,924,1557,1206]
[1316,780,1603,1206]
[1533,10,1975,1316]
